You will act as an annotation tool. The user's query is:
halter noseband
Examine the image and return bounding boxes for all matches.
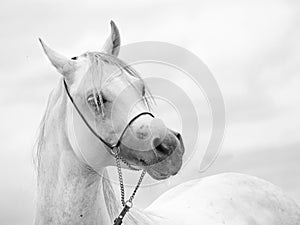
[63,79,154,156]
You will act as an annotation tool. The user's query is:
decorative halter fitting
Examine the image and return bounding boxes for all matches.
[63,79,153,225]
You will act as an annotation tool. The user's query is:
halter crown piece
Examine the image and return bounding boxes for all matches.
[63,80,152,224]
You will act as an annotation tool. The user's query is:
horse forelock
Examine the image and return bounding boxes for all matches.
[33,80,64,173]
[87,52,155,110]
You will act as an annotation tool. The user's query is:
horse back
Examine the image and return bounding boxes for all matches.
[146,173,300,225]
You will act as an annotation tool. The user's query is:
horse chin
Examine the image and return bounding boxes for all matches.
[146,169,171,180]
[119,145,184,180]
[144,147,184,180]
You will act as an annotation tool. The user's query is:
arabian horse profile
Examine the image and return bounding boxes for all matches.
[35,21,300,225]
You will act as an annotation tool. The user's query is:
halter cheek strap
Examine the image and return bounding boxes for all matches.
[67,105,91,165]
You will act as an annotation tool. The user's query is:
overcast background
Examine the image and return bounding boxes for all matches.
[1,0,300,224]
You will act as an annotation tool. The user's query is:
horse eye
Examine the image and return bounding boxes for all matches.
[87,93,107,109]
[71,56,78,60]
[142,85,146,96]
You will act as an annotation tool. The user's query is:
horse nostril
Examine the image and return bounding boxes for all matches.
[174,132,185,154]
[175,132,181,140]
[153,137,172,156]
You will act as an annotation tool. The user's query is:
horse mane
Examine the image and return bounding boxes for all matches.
[33,80,63,173]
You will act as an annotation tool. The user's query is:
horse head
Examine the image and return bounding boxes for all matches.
[39,21,185,180]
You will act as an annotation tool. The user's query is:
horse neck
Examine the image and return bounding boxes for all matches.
[34,80,163,225]
[34,80,111,225]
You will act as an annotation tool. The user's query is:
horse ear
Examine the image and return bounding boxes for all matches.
[39,38,75,79]
[101,20,120,56]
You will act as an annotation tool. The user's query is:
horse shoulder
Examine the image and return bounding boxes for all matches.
[145,173,300,225]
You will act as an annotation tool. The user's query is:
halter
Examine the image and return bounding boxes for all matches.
[63,80,154,155]
[63,79,153,224]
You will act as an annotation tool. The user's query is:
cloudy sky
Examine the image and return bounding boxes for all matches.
[0,0,300,224]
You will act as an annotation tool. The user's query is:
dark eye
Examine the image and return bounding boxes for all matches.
[87,93,108,111]
[71,56,78,60]
[142,85,146,96]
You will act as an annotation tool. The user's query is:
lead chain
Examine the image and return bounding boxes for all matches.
[120,156,141,171]
[115,153,125,206]
[115,153,146,206]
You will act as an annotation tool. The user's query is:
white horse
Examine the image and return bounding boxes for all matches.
[35,21,300,225]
